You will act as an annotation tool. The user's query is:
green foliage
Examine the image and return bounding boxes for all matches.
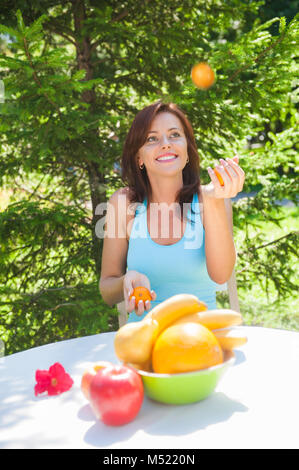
[0,0,298,354]
[0,282,119,355]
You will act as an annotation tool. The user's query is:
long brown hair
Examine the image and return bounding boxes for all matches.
[121,101,200,218]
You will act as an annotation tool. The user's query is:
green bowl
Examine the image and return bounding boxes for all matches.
[133,351,235,405]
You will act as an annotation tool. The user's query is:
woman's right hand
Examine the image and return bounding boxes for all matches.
[123,270,157,316]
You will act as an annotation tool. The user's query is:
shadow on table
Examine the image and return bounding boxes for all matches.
[233,349,246,366]
[80,391,248,448]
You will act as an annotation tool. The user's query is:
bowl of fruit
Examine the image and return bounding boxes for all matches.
[128,324,236,405]
[114,293,247,405]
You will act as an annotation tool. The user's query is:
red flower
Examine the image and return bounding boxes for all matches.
[34,362,74,396]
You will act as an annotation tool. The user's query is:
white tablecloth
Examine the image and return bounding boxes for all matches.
[0,326,298,449]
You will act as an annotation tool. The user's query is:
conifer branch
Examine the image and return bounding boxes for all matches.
[43,19,77,47]
[252,232,297,251]
[22,37,62,116]
[46,27,77,47]
[14,181,64,207]
[238,231,296,256]
[52,302,78,310]
[228,30,287,82]
[111,9,129,23]
[90,0,150,52]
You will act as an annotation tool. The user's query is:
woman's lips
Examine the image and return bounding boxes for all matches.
[156,154,178,162]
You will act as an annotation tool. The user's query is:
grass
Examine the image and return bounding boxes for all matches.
[217,205,299,331]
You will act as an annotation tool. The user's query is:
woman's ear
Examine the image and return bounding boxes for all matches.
[137,154,143,168]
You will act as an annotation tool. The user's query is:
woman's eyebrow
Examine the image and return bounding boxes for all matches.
[148,127,181,134]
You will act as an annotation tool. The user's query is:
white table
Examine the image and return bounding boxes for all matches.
[0,326,298,449]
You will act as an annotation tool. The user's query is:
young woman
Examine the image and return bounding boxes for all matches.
[100,101,245,322]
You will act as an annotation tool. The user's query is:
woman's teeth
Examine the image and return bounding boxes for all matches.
[157,155,177,162]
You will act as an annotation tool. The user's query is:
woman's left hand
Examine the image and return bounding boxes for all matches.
[204,156,245,199]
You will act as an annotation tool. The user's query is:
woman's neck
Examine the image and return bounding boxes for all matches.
[148,175,183,205]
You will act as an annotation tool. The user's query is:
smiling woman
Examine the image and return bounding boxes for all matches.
[99,100,245,323]
[121,102,200,208]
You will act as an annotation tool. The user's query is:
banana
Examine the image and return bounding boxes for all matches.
[212,327,247,351]
[114,294,207,365]
[171,308,243,330]
[148,294,207,333]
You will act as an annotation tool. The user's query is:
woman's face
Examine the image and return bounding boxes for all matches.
[137,112,189,178]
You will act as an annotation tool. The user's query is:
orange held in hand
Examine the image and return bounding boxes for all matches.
[130,286,152,308]
[214,168,224,186]
[152,322,223,374]
[191,62,215,89]
[213,156,240,186]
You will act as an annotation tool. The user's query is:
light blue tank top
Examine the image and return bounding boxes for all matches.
[126,191,218,323]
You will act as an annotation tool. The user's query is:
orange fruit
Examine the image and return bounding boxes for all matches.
[81,361,113,399]
[213,156,239,185]
[130,286,152,309]
[152,322,223,374]
[214,168,224,186]
[191,62,215,89]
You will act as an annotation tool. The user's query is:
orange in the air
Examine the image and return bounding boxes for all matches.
[152,322,223,374]
[130,286,152,308]
[191,62,215,89]
[81,361,113,399]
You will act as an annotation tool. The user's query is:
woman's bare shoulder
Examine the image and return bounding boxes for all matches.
[109,187,136,241]
[118,186,130,195]
[109,186,130,203]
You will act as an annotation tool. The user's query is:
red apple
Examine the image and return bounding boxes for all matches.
[89,364,144,426]
[81,361,113,400]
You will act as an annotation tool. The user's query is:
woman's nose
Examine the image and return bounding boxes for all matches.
[161,135,171,147]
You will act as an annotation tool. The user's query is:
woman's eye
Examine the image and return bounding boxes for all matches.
[146,132,181,143]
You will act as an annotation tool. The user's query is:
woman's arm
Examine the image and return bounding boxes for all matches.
[201,157,245,284]
[99,189,129,307]
[99,188,157,313]
[202,194,236,284]
[100,274,127,308]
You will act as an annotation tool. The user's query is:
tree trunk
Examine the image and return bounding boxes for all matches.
[87,162,105,277]
[72,0,105,277]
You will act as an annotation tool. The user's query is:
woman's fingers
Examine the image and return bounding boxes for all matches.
[124,272,157,315]
[123,280,135,312]
[151,290,157,301]
[207,157,245,198]
[142,289,156,312]
[126,290,136,313]
[218,158,245,195]
[136,300,145,316]
[207,166,224,189]
[215,163,231,185]
[144,290,156,311]
[219,160,239,195]
[225,158,245,192]
[136,286,157,315]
